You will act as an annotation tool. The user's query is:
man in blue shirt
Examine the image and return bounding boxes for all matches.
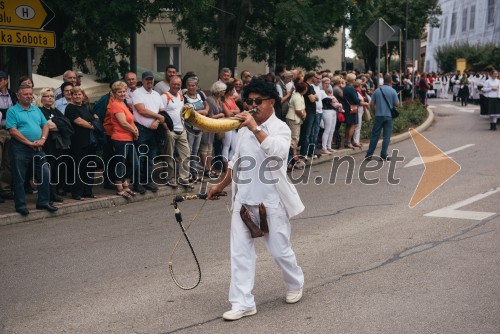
[365,74,400,161]
[6,84,58,215]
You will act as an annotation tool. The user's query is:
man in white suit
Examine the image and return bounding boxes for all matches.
[208,77,305,321]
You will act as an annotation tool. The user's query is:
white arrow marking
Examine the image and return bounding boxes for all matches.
[428,104,477,113]
[425,187,500,220]
[404,144,475,168]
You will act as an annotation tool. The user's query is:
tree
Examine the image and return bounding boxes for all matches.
[435,43,500,73]
[38,0,163,81]
[240,0,347,70]
[168,0,349,72]
[349,0,441,72]
[167,0,252,74]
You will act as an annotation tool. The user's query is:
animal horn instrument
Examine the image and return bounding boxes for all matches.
[181,104,255,133]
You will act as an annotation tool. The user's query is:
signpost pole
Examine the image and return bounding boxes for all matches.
[27,49,32,78]
[412,48,416,100]
[377,19,381,79]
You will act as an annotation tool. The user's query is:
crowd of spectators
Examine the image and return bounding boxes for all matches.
[0,65,497,215]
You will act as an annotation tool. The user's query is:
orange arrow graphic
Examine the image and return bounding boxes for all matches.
[409,128,461,208]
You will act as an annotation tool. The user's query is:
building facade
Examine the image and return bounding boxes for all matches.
[424,0,500,73]
[137,16,343,90]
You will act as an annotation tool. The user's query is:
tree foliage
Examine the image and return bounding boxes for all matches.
[167,0,348,71]
[38,0,163,80]
[349,0,441,71]
[434,43,500,73]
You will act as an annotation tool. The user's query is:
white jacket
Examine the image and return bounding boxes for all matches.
[228,113,305,218]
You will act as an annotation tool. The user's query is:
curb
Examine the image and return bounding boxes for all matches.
[0,110,434,226]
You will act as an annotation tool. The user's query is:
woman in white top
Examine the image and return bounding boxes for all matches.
[482,70,500,131]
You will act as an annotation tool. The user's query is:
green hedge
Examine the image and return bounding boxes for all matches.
[434,42,500,73]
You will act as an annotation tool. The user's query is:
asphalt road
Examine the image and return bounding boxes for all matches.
[1,98,499,334]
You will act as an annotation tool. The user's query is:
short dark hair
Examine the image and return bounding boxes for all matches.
[224,81,235,95]
[295,82,308,93]
[383,74,393,84]
[18,75,34,87]
[17,84,32,92]
[242,77,279,101]
[275,63,286,75]
[60,82,74,92]
[166,64,177,72]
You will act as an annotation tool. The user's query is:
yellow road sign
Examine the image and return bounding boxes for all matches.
[0,27,55,48]
[0,0,55,29]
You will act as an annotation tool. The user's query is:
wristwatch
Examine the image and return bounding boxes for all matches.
[252,126,262,135]
[41,136,47,140]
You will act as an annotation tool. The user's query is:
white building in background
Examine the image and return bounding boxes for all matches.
[424,0,500,73]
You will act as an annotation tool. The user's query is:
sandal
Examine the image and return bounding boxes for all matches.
[124,188,136,196]
[116,190,132,199]
[344,142,354,149]
[203,170,219,178]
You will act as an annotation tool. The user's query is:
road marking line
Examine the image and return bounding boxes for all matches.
[428,104,477,113]
[425,187,500,220]
[404,144,475,168]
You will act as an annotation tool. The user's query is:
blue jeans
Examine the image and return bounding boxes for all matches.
[111,140,140,183]
[309,113,322,155]
[9,139,50,210]
[136,125,158,185]
[187,129,202,178]
[299,113,316,157]
[366,116,393,158]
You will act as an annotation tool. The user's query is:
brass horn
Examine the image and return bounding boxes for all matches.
[181,103,255,133]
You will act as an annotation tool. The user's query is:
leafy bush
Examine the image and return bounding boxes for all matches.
[434,42,500,72]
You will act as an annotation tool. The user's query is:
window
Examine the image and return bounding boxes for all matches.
[428,27,433,43]
[470,5,475,30]
[462,8,467,32]
[451,12,457,36]
[156,45,180,73]
[488,0,494,25]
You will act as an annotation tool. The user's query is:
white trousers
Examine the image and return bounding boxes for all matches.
[229,200,304,311]
[321,109,337,149]
[353,107,364,144]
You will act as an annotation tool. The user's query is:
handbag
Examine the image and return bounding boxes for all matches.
[380,87,399,119]
[344,95,358,114]
[337,112,345,123]
[349,104,358,114]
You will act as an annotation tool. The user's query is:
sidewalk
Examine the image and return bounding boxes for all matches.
[0,110,434,226]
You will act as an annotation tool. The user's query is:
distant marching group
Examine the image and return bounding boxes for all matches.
[411,69,500,130]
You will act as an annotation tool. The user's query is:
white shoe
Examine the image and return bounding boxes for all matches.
[286,288,303,304]
[222,308,257,321]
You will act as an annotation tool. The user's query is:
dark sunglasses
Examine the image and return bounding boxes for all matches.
[245,97,270,105]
